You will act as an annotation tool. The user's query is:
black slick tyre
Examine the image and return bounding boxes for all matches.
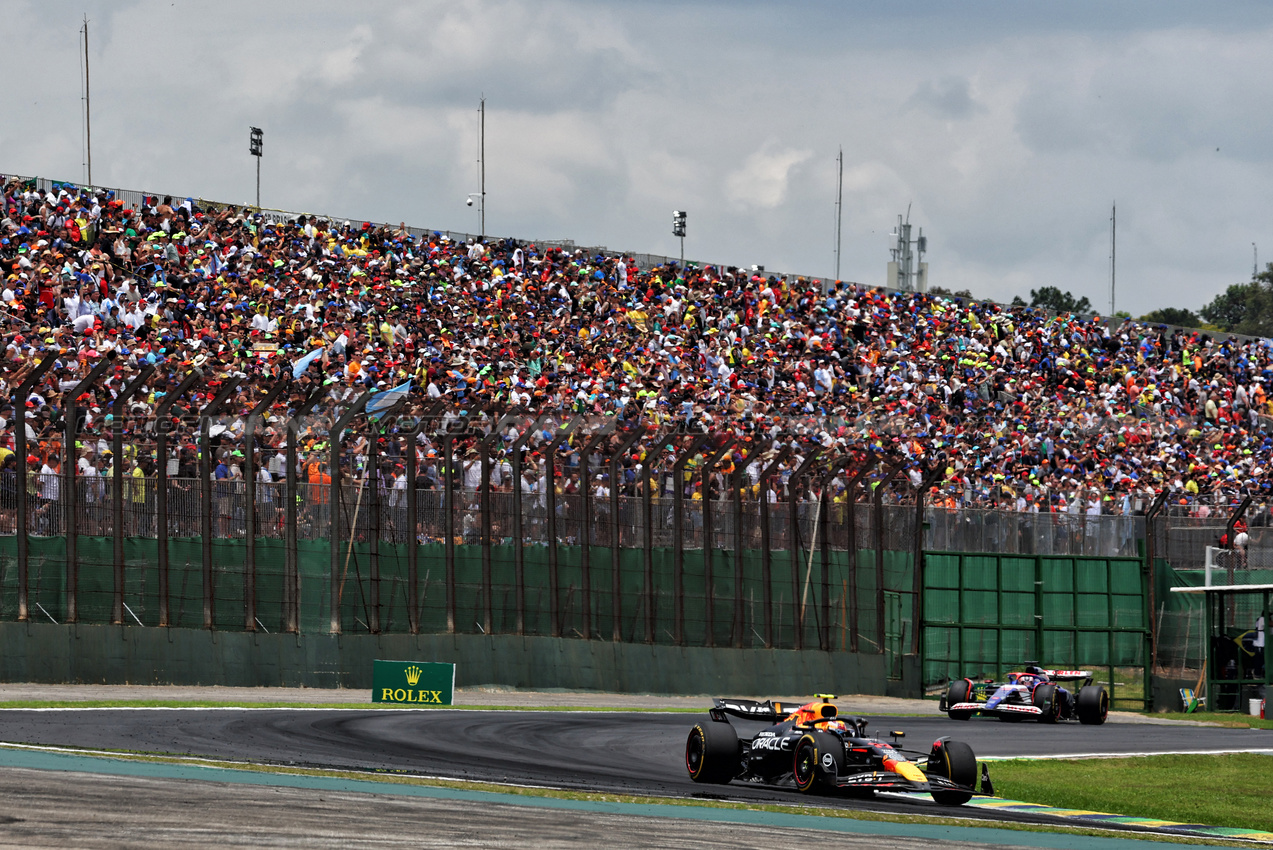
[946,679,973,720]
[1077,686,1109,725]
[1032,683,1060,724]
[686,721,739,784]
[792,730,845,795]
[927,739,976,806]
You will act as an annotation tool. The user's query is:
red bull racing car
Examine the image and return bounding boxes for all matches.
[686,696,985,805]
[941,666,1109,724]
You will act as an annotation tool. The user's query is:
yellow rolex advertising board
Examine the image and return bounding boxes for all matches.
[371,660,455,705]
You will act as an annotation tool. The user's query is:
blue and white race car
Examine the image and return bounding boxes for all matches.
[940,666,1108,725]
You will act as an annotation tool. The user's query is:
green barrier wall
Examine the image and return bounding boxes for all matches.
[922,551,1149,709]
[0,537,913,649]
[0,535,919,696]
[0,622,918,697]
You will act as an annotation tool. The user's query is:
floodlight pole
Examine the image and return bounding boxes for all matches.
[250,127,263,210]
[835,147,843,281]
[83,16,92,187]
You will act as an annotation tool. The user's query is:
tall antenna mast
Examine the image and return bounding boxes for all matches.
[83,15,92,187]
[1254,242,1259,279]
[1110,202,1116,316]
[834,147,843,281]
[479,96,485,240]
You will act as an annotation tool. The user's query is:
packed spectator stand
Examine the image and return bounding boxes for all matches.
[2,174,1273,567]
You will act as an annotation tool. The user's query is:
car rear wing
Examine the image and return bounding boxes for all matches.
[710,698,789,723]
[1040,669,1093,681]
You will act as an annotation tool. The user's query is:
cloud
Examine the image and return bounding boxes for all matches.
[904,76,985,120]
[724,146,813,209]
[8,0,1273,316]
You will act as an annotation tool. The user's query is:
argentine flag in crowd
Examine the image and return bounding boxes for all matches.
[366,379,412,417]
[291,347,324,379]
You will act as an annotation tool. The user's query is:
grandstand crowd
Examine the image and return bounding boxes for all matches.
[2,176,1273,522]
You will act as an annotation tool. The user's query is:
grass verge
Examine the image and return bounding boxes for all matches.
[1148,712,1273,730]
[989,753,1273,833]
[0,743,1255,847]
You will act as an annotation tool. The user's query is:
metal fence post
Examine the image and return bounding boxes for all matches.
[640,433,677,643]
[787,449,823,651]
[14,355,58,622]
[61,357,113,624]
[672,434,710,646]
[816,457,854,652]
[844,458,876,653]
[403,402,444,635]
[477,413,519,636]
[112,365,156,625]
[367,398,409,635]
[197,376,240,630]
[577,427,615,641]
[439,413,476,635]
[1144,490,1169,686]
[154,370,202,627]
[546,417,583,638]
[698,438,735,648]
[508,414,548,636]
[873,460,905,653]
[609,426,645,641]
[911,464,944,656]
[757,447,791,648]
[731,439,770,648]
[328,391,371,635]
[285,387,324,633]
[243,379,290,632]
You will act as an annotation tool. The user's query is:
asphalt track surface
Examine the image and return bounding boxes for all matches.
[1,707,1270,831]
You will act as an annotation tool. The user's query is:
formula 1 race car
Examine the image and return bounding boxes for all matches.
[685,696,984,805]
[940,666,1109,725]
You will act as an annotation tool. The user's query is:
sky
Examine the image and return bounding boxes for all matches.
[7,0,1273,317]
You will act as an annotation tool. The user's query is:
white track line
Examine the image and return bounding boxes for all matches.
[982,748,1273,760]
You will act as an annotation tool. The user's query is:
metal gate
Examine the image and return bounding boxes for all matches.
[921,552,1150,710]
[885,591,903,680]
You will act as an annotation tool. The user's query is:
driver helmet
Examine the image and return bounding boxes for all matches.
[822,719,848,734]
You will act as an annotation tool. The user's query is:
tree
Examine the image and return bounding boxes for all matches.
[1026,286,1092,314]
[1199,279,1273,334]
[1139,307,1201,328]
[929,286,974,299]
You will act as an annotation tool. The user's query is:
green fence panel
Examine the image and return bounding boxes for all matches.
[923,550,1147,708]
[925,553,961,589]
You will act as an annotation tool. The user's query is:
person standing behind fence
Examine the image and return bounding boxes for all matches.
[0,453,16,534]
[37,454,59,536]
[130,457,149,536]
[1234,520,1250,569]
